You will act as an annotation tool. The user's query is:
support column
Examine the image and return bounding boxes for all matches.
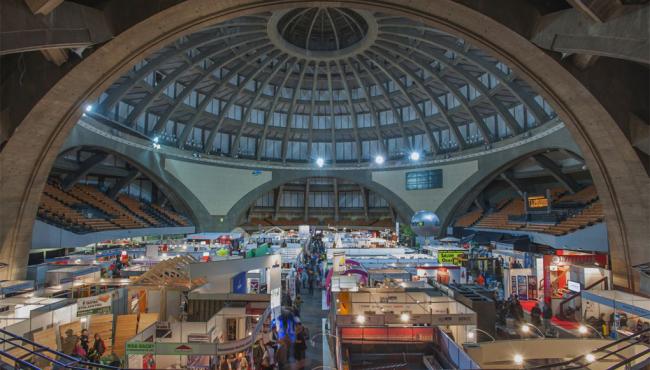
[61,152,108,190]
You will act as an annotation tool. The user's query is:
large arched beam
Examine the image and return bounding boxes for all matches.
[435,127,583,235]
[0,0,647,293]
[59,123,213,232]
[224,169,415,228]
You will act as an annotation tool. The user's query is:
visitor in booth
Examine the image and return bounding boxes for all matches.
[72,337,87,359]
[294,323,308,365]
[237,352,249,370]
[79,329,89,355]
[275,338,289,370]
[530,302,542,327]
[260,341,276,370]
[476,274,485,286]
[542,301,553,332]
[89,333,106,362]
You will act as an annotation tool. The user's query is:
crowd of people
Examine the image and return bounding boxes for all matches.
[60,328,119,366]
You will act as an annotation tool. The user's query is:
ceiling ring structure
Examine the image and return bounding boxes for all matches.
[267,8,379,60]
[0,1,647,294]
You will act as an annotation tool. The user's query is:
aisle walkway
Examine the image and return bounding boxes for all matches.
[295,287,326,370]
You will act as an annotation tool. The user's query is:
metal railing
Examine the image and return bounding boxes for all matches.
[0,328,119,370]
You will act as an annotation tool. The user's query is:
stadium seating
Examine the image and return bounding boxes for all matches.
[37,180,190,233]
[456,185,604,236]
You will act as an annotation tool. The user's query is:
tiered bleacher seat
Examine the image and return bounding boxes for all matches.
[117,195,161,226]
[455,209,483,227]
[555,185,598,204]
[545,201,604,235]
[72,184,147,229]
[151,204,189,226]
[474,198,525,230]
[38,194,116,232]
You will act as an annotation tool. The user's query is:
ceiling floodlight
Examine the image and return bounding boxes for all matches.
[374,155,385,165]
[316,157,325,168]
[409,151,420,161]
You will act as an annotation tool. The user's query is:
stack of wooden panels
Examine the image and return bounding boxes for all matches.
[33,327,57,369]
[113,314,138,357]
[137,312,159,334]
[89,314,114,354]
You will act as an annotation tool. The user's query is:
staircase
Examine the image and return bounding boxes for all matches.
[0,328,119,370]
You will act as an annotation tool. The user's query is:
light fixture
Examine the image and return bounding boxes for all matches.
[316,157,325,168]
[400,312,410,322]
[521,325,530,333]
[409,151,420,161]
[578,325,588,334]
[374,155,385,165]
[356,314,366,324]
[467,331,475,340]
[513,354,523,365]
[153,136,160,143]
[85,104,93,112]
[585,353,595,362]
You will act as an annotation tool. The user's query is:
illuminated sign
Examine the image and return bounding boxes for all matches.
[528,195,549,209]
[437,250,465,266]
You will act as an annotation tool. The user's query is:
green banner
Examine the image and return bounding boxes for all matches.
[126,342,155,355]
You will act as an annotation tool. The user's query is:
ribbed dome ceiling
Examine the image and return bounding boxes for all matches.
[278,8,369,51]
[97,7,556,167]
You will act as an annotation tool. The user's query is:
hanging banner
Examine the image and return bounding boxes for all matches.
[232,271,247,294]
[77,293,112,316]
[437,250,465,266]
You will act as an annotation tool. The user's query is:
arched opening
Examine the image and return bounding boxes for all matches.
[0,0,646,292]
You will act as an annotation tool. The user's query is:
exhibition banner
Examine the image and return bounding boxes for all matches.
[126,342,155,355]
[77,293,112,316]
[437,250,465,266]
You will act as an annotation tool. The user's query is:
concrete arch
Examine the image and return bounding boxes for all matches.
[0,0,647,291]
[59,125,213,231]
[224,170,415,228]
[436,150,579,235]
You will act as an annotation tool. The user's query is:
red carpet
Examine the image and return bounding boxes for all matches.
[518,300,580,330]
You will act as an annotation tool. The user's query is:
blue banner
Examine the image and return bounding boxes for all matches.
[232,271,247,294]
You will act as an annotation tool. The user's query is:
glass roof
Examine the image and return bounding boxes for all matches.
[94,7,557,167]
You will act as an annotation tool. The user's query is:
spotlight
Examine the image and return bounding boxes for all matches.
[85,104,93,112]
[374,155,385,165]
[585,353,595,362]
[409,151,420,161]
[578,325,588,334]
[513,354,523,365]
[400,312,410,322]
[521,325,530,333]
[356,315,366,324]
[153,136,160,143]
[467,331,475,340]
[316,157,325,168]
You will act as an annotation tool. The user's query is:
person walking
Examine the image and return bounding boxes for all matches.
[543,301,553,333]
[293,323,308,369]
[308,274,314,295]
[530,302,542,327]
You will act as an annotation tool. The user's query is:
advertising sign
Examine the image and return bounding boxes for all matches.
[333,251,346,272]
[437,250,465,266]
[568,280,581,292]
[77,293,112,316]
[232,271,247,294]
[527,195,549,209]
[126,342,155,355]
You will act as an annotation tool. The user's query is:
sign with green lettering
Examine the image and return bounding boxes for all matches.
[126,342,155,355]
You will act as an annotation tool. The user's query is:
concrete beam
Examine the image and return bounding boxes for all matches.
[567,0,623,23]
[40,48,68,66]
[360,185,369,220]
[629,114,649,156]
[531,6,650,64]
[333,178,340,222]
[533,154,581,193]
[304,179,310,222]
[273,185,283,221]
[499,172,525,198]
[1,0,113,55]
[107,169,140,199]
[61,152,108,190]
[24,0,63,15]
